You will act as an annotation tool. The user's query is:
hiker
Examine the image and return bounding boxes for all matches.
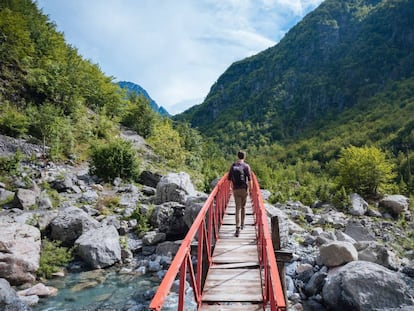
[228,150,251,237]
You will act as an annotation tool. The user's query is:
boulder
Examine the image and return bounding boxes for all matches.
[138,170,162,188]
[348,193,368,216]
[156,241,180,257]
[50,206,100,246]
[183,194,209,228]
[0,188,14,203]
[344,220,376,241]
[151,202,188,237]
[155,172,196,204]
[49,173,74,192]
[0,223,40,285]
[379,195,409,216]
[0,278,31,311]
[355,241,399,270]
[17,282,58,297]
[75,225,121,269]
[322,261,414,310]
[319,241,358,267]
[142,231,167,246]
[13,188,37,210]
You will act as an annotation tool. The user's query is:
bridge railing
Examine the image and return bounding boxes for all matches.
[149,174,231,311]
[250,172,286,311]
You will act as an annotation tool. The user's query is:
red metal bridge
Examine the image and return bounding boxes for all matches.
[149,173,286,311]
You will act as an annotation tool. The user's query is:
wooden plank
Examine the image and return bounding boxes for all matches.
[200,303,263,310]
[202,269,262,302]
[211,262,259,269]
[200,304,262,311]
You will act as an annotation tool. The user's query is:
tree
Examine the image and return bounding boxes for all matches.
[336,145,396,195]
[147,119,187,168]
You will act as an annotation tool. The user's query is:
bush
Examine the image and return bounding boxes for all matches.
[0,102,29,137]
[336,145,396,196]
[0,149,22,175]
[38,239,73,279]
[90,139,140,182]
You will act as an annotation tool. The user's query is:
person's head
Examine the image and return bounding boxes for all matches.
[237,150,246,160]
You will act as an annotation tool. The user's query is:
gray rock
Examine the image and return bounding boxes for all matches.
[348,193,368,216]
[335,231,356,244]
[151,202,188,237]
[155,172,196,204]
[379,195,409,216]
[75,225,121,269]
[183,194,208,228]
[37,190,53,209]
[156,241,180,257]
[14,188,37,210]
[355,241,399,270]
[316,230,337,245]
[142,231,166,246]
[402,261,414,277]
[79,190,99,204]
[322,261,414,310]
[49,173,74,192]
[0,278,31,311]
[50,206,100,246]
[137,170,162,188]
[304,270,328,297]
[319,241,358,267]
[0,223,40,285]
[344,220,376,241]
[0,189,14,203]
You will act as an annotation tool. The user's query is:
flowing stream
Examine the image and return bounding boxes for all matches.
[32,265,158,311]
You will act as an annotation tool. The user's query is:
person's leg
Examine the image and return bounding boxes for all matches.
[233,189,243,236]
[240,189,247,229]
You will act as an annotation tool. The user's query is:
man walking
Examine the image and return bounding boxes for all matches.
[228,150,251,237]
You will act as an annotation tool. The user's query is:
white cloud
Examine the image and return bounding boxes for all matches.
[37,0,323,114]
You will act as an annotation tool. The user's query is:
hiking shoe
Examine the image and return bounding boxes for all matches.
[235,228,240,237]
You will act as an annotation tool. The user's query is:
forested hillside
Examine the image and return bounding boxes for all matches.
[0,0,225,190]
[175,0,414,199]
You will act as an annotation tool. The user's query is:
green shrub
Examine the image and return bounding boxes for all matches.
[336,145,396,196]
[129,204,154,234]
[38,239,73,279]
[89,139,140,182]
[0,102,29,137]
[0,149,22,175]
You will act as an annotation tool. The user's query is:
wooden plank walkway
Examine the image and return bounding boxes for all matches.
[200,196,263,310]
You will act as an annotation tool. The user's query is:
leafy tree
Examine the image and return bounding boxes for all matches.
[0,102,29,136]
[147,119,187,168]
[89,139,140,182]
[26,104,74,158]
[336,145,396,195]
[121,93,156,138]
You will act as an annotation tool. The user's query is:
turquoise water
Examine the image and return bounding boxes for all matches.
[31,264,197,311]
[32,268,158,311]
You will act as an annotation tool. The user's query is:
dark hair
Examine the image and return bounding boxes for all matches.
[237,151,245,160]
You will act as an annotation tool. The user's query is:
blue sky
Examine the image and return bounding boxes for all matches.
[37,0,323,115]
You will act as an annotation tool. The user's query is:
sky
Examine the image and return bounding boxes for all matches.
[36,0,324,115]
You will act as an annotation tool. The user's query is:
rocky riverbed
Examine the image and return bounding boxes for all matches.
[0,134,414,311]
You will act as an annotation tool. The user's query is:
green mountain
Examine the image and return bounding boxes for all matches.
[175,0,414,153]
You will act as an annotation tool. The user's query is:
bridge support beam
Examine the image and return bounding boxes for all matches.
[271,216,293,305]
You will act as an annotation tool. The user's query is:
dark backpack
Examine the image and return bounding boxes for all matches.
[231,163,246,187]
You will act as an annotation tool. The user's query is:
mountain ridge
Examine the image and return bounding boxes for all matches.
[118,81,170,116]
[175,0,414,150]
